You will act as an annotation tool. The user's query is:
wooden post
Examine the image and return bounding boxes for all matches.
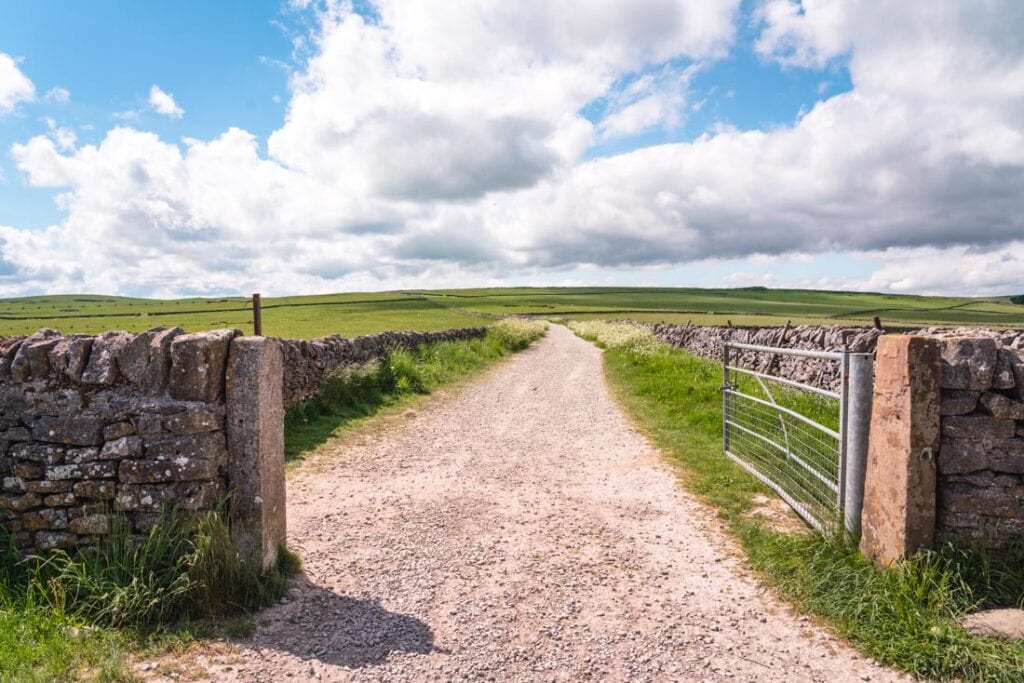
[252,293,263,336]
[873,316,883,330]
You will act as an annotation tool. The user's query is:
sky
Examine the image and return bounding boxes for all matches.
[0,0,1021,299]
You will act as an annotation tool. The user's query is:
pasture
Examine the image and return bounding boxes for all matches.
[0,286,1022,338]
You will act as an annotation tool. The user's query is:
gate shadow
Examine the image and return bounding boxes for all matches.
[245,574,438,669]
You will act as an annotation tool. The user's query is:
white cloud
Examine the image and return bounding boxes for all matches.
[42,117,77,151]
[148,84,184,118]
[44,86,70,103]
[1,0,1023,297]
[0,52,35,113]
[754,0,850,68]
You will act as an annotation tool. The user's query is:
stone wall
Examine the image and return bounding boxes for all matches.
[278,327,487,409]
[651,322,1024,392]
[936,337,1024,547]
[0,323,492,557]
[0,327,237,554]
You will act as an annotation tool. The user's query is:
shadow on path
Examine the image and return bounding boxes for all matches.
[245,574,437,669]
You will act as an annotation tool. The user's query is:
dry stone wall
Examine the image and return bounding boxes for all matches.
[936,337,1024,547]
[0,326,237,553]
[279,327,487,409]
[651,323,1024,393]
[0,323,490,556]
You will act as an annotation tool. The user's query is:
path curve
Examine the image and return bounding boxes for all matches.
[162,326,906,682]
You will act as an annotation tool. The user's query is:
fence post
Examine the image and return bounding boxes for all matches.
[722,344,731,455]
[844,353,874,538]
[252,293,262,336]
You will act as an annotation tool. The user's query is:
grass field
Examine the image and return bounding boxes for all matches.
[0,286,1021,338]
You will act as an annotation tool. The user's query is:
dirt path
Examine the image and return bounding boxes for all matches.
[158,325,906,682]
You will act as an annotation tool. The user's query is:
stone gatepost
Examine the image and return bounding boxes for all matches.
[860,335,942,565]
[226,337,286,570]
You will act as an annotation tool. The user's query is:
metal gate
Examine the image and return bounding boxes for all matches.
[722,342,873,536]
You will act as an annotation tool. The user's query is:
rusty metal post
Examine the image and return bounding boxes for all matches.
[252,293,263,336]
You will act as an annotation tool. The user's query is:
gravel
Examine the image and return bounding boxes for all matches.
[143,325,908,682]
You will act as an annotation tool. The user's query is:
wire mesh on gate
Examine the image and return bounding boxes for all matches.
[722,342,848,533]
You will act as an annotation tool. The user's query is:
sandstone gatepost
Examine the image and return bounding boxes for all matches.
[0,324,488,568]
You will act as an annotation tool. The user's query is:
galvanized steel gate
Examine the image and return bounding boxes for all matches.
[722,342,873,536]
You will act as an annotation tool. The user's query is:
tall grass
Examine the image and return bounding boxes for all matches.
[285,319,547,461]
[573,320,1024,682]
[0,509,299,680]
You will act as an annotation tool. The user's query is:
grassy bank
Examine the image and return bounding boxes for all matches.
[0,510,299,682]
[570,320,1024,682]
[285,319,547,463]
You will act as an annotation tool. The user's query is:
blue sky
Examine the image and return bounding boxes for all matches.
[0,1,1021,297]
[0,1,295,227]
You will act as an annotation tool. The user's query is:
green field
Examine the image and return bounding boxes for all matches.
[0,286,1022,338]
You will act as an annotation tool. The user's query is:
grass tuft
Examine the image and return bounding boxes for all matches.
[575,320,1024,682]
[0,509,299,680]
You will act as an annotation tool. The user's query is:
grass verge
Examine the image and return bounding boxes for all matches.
[284,318,547,463]
[0,508,300,682]
[570,320,1024,682]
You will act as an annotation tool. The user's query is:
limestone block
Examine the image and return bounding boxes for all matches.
[168,329,238,402]
[136,414,163,436]
[12,463,43,478]
[69,513,109,535]
[27,480,70,494]
[2,477,26,492]
[942,486,1024,518]
[938,439,989,474]
[143,431,226,462]
[11,443,66,465]
[143,327,184,395]
[979,392,1024,420]
[26,339,60,380]
[10,330,59,382]
[860,336,941,565]
[43,492,76,506]
[1007,351,1024,400]
[73,480,116,500]
[35,531,77,551]
[45,461,117,481]
[65,447,101,464]
[941,337,996,390]
[99,435,143,460]
[31,415,104,446]
[939,391,979,416]
[993,350,1017,390]
[226,336,286,570]
[115,481,222,512]
[48,335,93,382]
[117,328,160,385]
[22,508,68,531]
[164,407,222,434]
[0,492,41,512]
[942,415,1017,441]
[103,421,135,441]
[81,331,133,385]
[988,438,1024,474]
[119,456,221,484]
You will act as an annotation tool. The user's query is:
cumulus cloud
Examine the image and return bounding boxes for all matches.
[0,52,35,113]
[148,84,184,118]
[1,0,1023,297]
[44,86,70,103]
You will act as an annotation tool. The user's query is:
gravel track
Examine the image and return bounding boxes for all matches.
[149,325,906,682]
